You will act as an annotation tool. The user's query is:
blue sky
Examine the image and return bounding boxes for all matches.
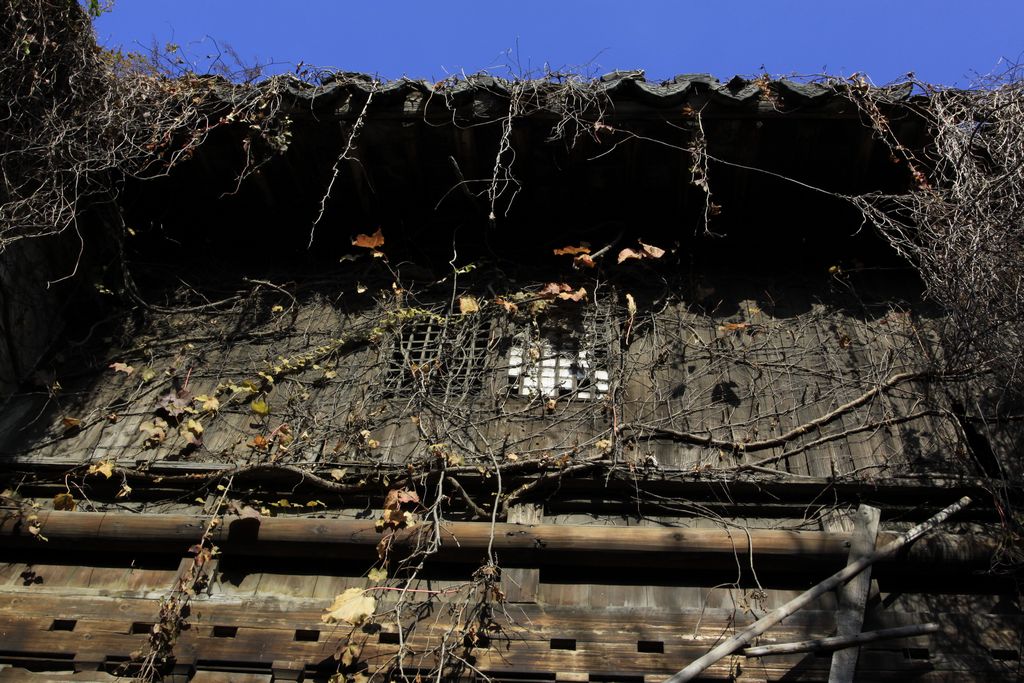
[95,1,1024,86]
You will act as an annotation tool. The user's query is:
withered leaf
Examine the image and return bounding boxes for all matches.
[494,297,519,315]
[322,587,376,625]
[367,567,388,582]
[539,282,572,298]
[458,295,479,315]
[351,228,384,249]
[250,398,270,416]
[573,253,596,269]
[626,293,637,317]
[139,418,169,445]
[383,488,420,510]
[87,461,114,478]
[195,394,220,412]
[617,241,666,264]
[556,287,587,302]
[553,245,591,256]
[53,492,75,511]
[109,362,134,375]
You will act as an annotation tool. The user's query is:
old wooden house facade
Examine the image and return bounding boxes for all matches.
[0,71,1020,681]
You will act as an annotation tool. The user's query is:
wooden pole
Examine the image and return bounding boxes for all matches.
[743,623,939,657]
[0,508,990,566]
[662,496,971,683]
[829,504,881,682]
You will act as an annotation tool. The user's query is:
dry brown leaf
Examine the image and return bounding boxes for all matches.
[539,282,572,298]
[383,488,420,510]
[109,362,134,375]
[553,244,591,256]
[556,287,587,302]
[719,322,750,333]
[494,297,519,314]
[351,227,384,249]
[458,295,480,315]
[573,253,596,269]
[61,416,81,431]
[617,241,666,264]
[639,241,665,259]
[322,587,376,625]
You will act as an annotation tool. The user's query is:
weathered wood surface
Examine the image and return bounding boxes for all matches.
[0,592,1016,681]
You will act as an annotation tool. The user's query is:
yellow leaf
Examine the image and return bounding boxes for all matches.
[329,468,348,481]
[306,500,325,507]
[271,304,284,313]
[195,395,220,412]
[53,492,75,511]
[321,588,376,625]
[87,461,114,478]
[139,367,157,382]
[250,398,270,416]
[626,293,637,318]
[368,567,388,582]
[458,295,479,315]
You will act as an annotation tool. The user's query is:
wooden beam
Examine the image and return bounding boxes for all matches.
[743,623,939,657]
[0,509,994,569]
[829,504,881,682]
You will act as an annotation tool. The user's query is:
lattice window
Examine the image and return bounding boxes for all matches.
[385,318,492,396]
[507,317,611,400]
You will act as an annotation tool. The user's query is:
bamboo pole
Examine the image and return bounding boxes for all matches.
[743,623,939,657]
[662,496,971,683]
